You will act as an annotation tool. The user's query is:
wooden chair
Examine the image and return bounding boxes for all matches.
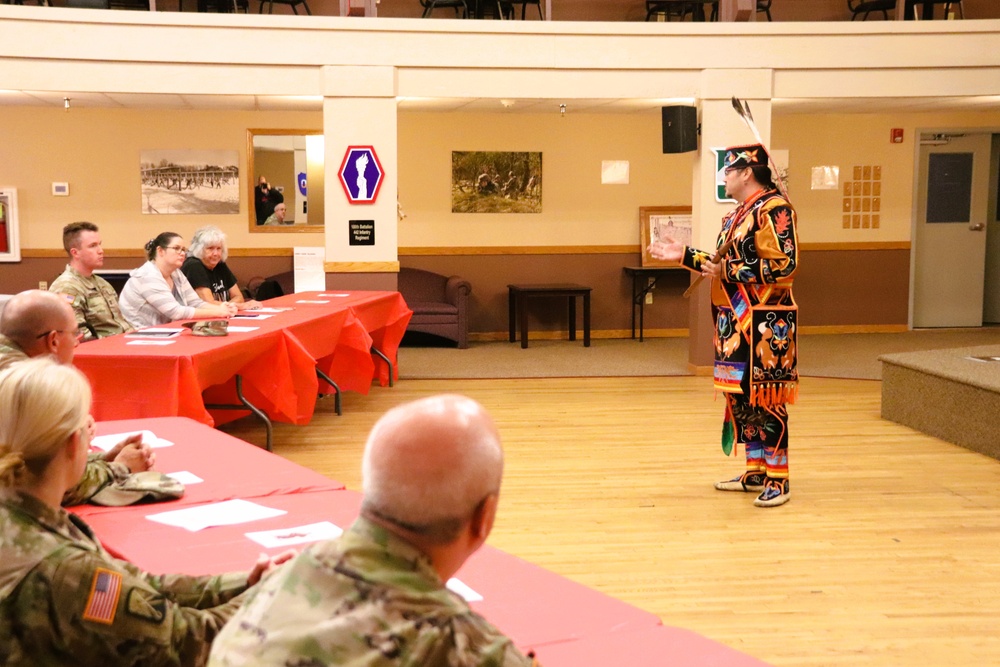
[847,0,896,20]
[420,0,467,17]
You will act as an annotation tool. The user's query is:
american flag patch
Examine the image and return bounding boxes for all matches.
[83,568,122,625]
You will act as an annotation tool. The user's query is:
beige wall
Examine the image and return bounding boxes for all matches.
[1,101,997,334]
[0,107,322,253]
[398,111,692,248]
[4,105,1000,255]
[775,110,1000,243]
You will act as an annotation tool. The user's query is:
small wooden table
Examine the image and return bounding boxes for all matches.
[508,283,592,349]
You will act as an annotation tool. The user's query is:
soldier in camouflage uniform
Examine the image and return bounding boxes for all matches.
[0,290,155,507]
[49,221,133,340]
[0,359,291,666]
[209,395,535,667]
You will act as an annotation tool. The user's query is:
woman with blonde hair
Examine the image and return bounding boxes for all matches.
[0,358,291,666]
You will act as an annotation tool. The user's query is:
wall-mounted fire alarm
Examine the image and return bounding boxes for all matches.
[890,128,904,144]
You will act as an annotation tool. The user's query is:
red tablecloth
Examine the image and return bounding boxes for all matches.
[77,489,660,652]
[74,417,769,666]
[78,489,363,572]
[73,322,314,425]
[73,291,412,424]
[71,417,344,519]
[265,291,412,389]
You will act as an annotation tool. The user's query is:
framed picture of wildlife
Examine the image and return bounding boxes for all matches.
[451,151,542,213]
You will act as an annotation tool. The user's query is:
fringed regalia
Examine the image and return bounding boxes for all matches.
[682,187,798,481]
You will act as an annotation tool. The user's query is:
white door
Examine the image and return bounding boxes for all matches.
[913,133,991,328]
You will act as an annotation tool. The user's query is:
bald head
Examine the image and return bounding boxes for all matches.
[362,395,503,545]
[0,290,77,362]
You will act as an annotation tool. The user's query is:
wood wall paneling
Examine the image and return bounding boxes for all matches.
[3,247,911,332]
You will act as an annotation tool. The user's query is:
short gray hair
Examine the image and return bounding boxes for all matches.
[361,395,503,544]
[189,226,228,262]
[0,290,73,348]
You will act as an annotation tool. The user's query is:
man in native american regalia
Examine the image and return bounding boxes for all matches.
[648,143,798,507]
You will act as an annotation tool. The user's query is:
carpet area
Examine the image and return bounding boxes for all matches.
[398,329,1000,381]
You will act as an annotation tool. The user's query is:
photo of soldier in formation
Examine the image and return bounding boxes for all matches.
[140,150,240,215]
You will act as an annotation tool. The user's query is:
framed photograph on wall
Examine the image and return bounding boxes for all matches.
[451,151,542,213]
[0,187,21,263]
[140,149,240,215]
[639,206,692,267]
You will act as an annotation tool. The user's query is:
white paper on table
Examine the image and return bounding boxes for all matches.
[231,313,273,320]
[225,326,260,333]
[256,307,291,313]
[318,293,351,298]
[165,471,204,485]
[293,247,326,292]
[295,300,330,304]
[245,521,343,549]
[91,430,174,451]
[125,328,184,338]
[146,499,287,532]
[446,578,483,602]
[126,339,177,346]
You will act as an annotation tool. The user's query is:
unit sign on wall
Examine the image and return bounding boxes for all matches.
[338,146,384,204]
[349,220,375,246]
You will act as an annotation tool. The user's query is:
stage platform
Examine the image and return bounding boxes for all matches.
[880,344,1000,461]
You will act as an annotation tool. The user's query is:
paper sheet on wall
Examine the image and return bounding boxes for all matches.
[294,246,326,293]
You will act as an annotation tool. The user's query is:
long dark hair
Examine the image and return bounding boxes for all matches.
[144,232,180,262]
[750,166,776,190]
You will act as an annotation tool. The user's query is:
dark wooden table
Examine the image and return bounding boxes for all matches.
[622,266,685,342]
[507,283,592,349]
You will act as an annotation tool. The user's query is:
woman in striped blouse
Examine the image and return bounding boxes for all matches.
[119,232,236,329]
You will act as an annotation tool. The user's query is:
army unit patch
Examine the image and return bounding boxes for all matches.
[127,588,167,624]
[83,568,122,625]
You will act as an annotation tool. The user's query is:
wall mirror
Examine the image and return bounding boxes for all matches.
[247,129,325,233]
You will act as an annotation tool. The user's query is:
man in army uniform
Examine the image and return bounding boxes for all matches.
[0,289,154,506]
[209,394,535,667]
[49,221,133,340]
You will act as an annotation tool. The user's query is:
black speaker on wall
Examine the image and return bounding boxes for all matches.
[662,106,698,154]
